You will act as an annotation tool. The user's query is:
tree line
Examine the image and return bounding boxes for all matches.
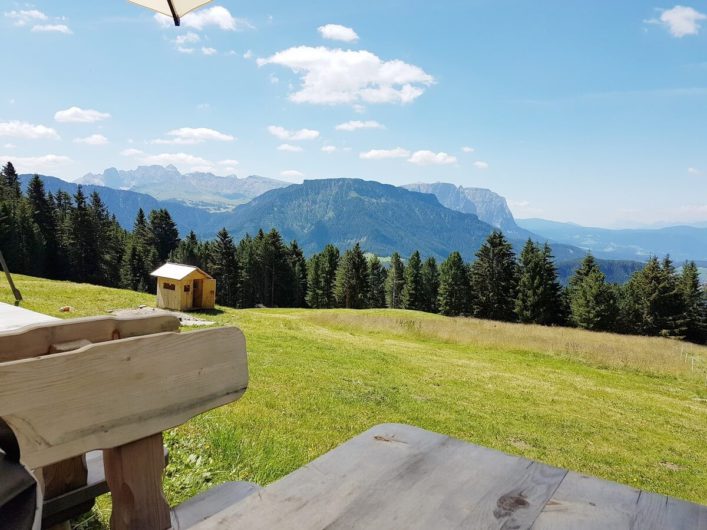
[1,163,705,344]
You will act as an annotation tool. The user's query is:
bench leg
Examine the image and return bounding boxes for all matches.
[103,433,171,530]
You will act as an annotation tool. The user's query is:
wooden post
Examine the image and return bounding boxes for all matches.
[0,250,22,304]
[103,433,171,530]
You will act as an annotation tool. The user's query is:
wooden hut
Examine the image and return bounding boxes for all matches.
[151,263,216,311]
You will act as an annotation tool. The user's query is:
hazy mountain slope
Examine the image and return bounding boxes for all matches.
[518,218,707,262]
[20,174,221,237]
[78,165,288,210]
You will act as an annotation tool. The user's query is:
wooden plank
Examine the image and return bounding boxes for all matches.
[104,433,171,530]
[532,470,707,530]
[0,327,248,469]
[171,481,262,529]
[0,314,180,362]
[191,423,566,529]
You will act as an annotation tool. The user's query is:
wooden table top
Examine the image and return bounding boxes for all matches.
[193,423,706,529]
[0,302,58,332]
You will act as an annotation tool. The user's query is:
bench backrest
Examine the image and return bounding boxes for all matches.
[0,326,248,470]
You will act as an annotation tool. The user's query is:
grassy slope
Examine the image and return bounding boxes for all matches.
[3,275,706,512]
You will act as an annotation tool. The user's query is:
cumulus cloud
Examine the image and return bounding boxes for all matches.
[278,143,303,152]
[175,32,200,45]
[121,148,143,157]
[0,121,59,140]
[318,24,359,42]
[408,150,457,166]
[688,166,702,175]
[473,161,489,170]
[153,127,235,145]
[155,6,252,31]
[0,154,71,172]
[656,5,706,37]
[280,169,304,178]
[4,9,47,26]
[140,152,214,172]
[321,145,337,153]
[258,46,434,105]
[462,146,475,153]
[55,106,111,123]
[360,147,410,160]
[335,120,384,131]
[31,24,72,34]
[74,134,108,145]
[267,125,320,141]
[201,46,217,56]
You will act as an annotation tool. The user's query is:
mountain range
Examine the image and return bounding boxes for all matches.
[19,164,707,283]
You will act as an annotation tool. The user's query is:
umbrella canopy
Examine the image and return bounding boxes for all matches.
[128,0,213,26]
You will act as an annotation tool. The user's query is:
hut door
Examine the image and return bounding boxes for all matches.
[193,279,203,308]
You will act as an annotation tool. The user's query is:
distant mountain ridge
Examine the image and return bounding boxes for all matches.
[78,165,288,211]
[518,218,707,262]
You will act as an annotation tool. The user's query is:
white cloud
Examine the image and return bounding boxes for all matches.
[267,125,320,141]
[318,24,359,42]
[175,32,200,45]
[321,145,337,153]
[335,120,384,131]
[243,49,253,59]
[688,166,702,175]
[155,6,252,31]
[4,9,47,27]
[55,106,111,123]
[258,46,434,105]
[31,24,72,34]
[140,152,214,172]
[280,169,304,178]
[278,143,303,152]
[360,147,410,160]
[121,148,143,157]
[201,46,217,56]
[657,5,706,37]
[219,159,239,166]
[408,150,457,166]
[153,127,235,145]
[74,134,108,146]
[0,154,71,172]
[473,160,489,170]
[177,46,195,54]
[462,146,475,153]
[3,143,16,149]
[0,121,59,140]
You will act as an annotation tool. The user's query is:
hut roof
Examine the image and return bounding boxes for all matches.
[150,263,213,281]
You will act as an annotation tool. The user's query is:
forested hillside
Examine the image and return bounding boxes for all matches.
[2,162,705,344]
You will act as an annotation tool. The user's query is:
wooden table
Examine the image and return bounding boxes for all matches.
[193,423,707,530]
[0,302,58,332]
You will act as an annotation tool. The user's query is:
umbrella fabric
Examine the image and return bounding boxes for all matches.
[128,0,213,20]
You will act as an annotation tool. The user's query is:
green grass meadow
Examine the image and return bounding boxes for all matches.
[2,274,706,526]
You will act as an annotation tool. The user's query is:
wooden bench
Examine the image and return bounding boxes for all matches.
[0,315,254,529]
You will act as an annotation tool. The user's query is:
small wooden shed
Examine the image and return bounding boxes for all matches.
[151,263,216,311]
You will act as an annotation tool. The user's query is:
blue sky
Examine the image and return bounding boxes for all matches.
[1,1,706,227]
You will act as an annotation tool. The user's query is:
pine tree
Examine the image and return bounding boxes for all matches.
[385,252,405,309]
[368,255,387,308]
[469,231,518,321]
[306,253,325,308]
[437,251,469,316]
[401,251,424,310]
[680,261,707,343]
[420,257,440,313]
[211,228,239,307]
[149,209,180,263]
[236,234,258,308]
[321,244,340,308]
[335,243,370,309]
[288,241,308,308]
[171,231,202,267]
[568,254,617,331]
[26,175,57,277]
[515,241,564,325]
[1,162,21,200]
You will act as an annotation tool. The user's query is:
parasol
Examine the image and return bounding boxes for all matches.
[128,0,213,26]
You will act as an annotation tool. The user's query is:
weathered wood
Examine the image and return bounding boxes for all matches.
[171,481,262,529]
[191,424,707,530]
[0,314,180,362]
[0,250,22,303]
[104,433,171,530]
[0,327,248,469]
